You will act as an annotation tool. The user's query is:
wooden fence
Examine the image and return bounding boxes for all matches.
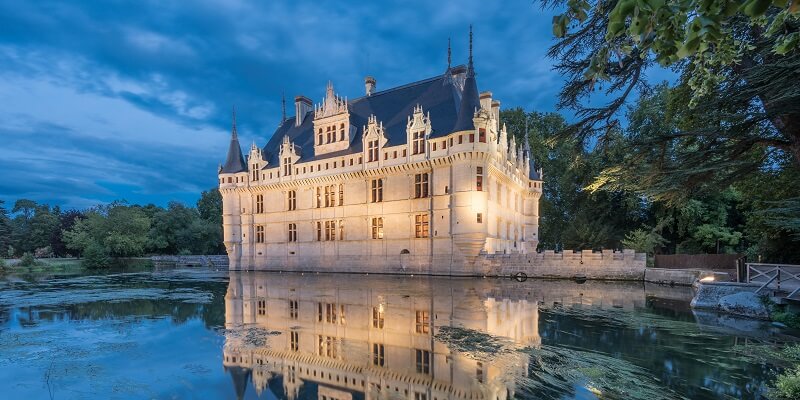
[747,263,800,299]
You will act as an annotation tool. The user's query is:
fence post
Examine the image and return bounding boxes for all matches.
[777,267,781,291]
[746,263,750,283]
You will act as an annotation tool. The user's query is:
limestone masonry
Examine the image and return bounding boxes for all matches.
[218,34,644,275]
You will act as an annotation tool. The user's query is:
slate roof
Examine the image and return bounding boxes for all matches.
[221,120,247,174]
[259,66,477,166]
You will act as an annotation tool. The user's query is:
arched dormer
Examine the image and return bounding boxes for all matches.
[362,114,387,165]
[248,143,266,182]
[279,135,300,178]
[406,104,431,158]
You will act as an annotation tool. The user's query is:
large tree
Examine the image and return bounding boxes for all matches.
[543,0,799,200]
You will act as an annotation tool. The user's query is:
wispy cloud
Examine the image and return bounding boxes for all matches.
[0,0,563,208]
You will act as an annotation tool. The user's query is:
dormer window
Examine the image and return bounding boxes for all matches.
[412,131,425,155]
[283,156,292,176]
[252,163,260,181]
[340,123,345,141]
[368,140,379,162]
[318,129,323,145]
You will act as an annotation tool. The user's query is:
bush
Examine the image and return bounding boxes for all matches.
[19,252,38,267]
[0,258,6,269]
[81,243,111,269]
[771,366,800,400]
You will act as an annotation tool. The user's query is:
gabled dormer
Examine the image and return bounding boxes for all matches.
[279,135,300,178]
[313,81,353,156]
[248,143,266,182]
[406,104,431,159]
[362,115,387,165]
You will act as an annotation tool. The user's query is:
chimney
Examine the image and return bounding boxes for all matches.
[491,100,501,129]
[294,95,312,127]
[479,91,492,111]
[365,76,376,96]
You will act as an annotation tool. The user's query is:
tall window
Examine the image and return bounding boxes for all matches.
[338,184,344,206]
[372,306,384,328]
[288,223,297,242]
[316,187,322,208]
[415,310,430,333]
[371,178,383,203]
[283,157,292,176]
[371,217,384,239]
[415,214,429,238]
[340,123,346,141]
[319,303,345,324]
[252,164,259,181]
[256,194,264,213]
[318,335,338,358]
[316,221,322,241]
[256,225,265,243]
[477,362,484,383]
[372,343,385,367]
[325,220,336,241]
[290,331,299,352]
[479,128,486,143]
[286,190,296,210]
[476,167,483,191]
[368,140,379,162]
[318,128,323,145]
[412,131,425,155]
[257,299,266,316]
[414,173,429,198]
[415,349,430,374]
[289,300,298,319]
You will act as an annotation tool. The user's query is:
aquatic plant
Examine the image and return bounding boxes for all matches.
[19,252,38,268]
[771,366,800,400]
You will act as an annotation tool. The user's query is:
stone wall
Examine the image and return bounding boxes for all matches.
[151,255,229,268]
[232,249,646,280]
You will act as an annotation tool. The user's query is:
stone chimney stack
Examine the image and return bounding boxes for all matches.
[294,95,312,127]
[365,76,376,96]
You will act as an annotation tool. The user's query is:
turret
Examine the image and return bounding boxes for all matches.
[220,108,247,174]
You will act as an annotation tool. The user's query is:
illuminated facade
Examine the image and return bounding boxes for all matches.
[218,33,544,272]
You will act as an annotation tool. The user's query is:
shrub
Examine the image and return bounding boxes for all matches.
[82,243,111,269]
[771,366,800,400]
[19,252,38,268]
[0,258,6,269]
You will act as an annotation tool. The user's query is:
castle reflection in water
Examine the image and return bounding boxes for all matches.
[222,272,646,400]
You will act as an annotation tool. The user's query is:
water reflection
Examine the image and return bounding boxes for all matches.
[222,272,654,400]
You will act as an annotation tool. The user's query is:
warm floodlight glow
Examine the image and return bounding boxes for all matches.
[699,276,715,282]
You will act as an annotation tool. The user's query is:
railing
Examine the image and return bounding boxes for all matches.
[747,263,800,299]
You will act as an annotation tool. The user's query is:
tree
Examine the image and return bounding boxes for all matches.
[9,200,60,256]
[63,203,150,259]
[542,0,800,201]
[197,189,223,225]
[0,200,10,255]
[147,201,198,254]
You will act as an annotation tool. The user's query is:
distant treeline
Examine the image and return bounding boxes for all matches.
[0,189,224,264]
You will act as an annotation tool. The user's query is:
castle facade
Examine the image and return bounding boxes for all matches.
[218,35,543,272]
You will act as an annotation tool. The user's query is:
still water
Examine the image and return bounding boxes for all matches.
[0,267,796,399]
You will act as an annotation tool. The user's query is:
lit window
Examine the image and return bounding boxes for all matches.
[372,306,384,328]
[415,310,429,333]
[415,214,429,238]
[371,217,384,239]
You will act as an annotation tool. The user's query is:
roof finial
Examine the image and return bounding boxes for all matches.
[231,105,238,140]
[281,91,286,122]
[467,25,475,78]
[447,37,452,69]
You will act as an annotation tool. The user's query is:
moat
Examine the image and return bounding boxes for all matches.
[1,267,797,399]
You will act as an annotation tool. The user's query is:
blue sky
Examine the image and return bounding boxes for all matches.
[0,0,590,209]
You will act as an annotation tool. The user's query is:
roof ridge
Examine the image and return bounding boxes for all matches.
[349,65,466,103]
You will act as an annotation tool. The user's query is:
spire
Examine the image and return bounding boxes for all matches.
[281,91,286,123]
[447,37,452,69]
[467,24,475,78]
[221,106,247,174]
[452,25,481,133]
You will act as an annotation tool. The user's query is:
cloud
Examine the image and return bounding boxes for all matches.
[0,0,564,208]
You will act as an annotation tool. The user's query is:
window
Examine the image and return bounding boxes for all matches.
[443,140,447,149]
[289,300,298,319]
[256,225,265,243]
[477,213,483,223]
[415,349,430,374]
[256,194,264,213]
[414,173,429,198]
[252,164,259,181]
[257,299,266,316]
[432,142,437,151]
[318,335,338,358]
[371,217,384,239]
[372,343,385,367]
[340,123,345,141]
[415,392,428,400]
[458,135,463,144]
[283,157,292,176]
[339,184,344,206]
[469,133,475,143]
[318,129,323,145]
[415,214,429,238]
[372,306,384,328]
[476,166,483,191]
[325,220,336,241]
[479,128,486,143]
[368,140,379,162]
[316,187,322,208]
[288,223,297,242]
[319,303,345,324]
[415,310,429,333]
[316,221,322,241]
[371,179,383,203]
[290,331,299,352]
[477,362,484,383]
[412,130,425,155]
[287,190,296,210]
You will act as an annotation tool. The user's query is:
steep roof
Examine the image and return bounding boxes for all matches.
[260,68,472,166]
[221,114,247,173]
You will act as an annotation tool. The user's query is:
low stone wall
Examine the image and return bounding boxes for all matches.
[151,255,229,268]
[644,268,731,286]
[233,249,646,280]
